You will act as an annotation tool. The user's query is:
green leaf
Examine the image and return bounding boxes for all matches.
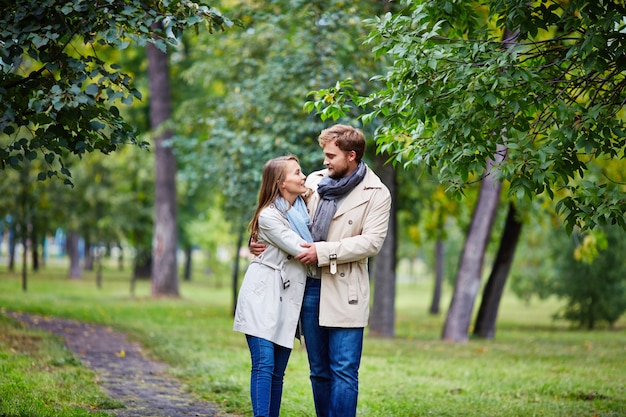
[90,120,106,130]
[85,83,99,97]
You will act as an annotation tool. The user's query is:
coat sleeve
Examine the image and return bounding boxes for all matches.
[258,208,308,256]
[315,186,391,267]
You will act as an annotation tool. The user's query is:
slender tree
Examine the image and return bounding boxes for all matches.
[442,145,505,341]
[443,25,519,341]
[147,22,179,297]
[473,202,523,338]
[66,231,82,279]
[429,239,444,315]
[370,155,397,337]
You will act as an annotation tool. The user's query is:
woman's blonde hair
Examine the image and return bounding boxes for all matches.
[248,155,300,239]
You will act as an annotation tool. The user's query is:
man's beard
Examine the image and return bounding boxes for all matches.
[329,165,349,179]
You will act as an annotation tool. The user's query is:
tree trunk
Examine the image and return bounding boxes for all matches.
[84,238,94,271]
[370,0,397,337]
[31,226,39,272]
[117,243,124,271]
[19,163,29,289]
[183,245,192,281]
[131,248,152,297]
[369,155,397,338]
[232,221,246,316]
[441,144,506,342]
[473,202,523,339]
[67,231,82,279]
[441,28,519,343]
[8,227,16,272]
[133,247,152,279]
[147,23,179,297]
[41,235,47,267]
[429,239,444,315]
[96,250,103,289]
[21,226,27,292]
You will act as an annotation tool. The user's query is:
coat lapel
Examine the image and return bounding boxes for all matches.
[333,168,382,218]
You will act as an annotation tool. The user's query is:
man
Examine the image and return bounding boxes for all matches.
[252,124,391,417]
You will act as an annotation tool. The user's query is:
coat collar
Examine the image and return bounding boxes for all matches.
[333,167,383,217]
[307,167,384,218]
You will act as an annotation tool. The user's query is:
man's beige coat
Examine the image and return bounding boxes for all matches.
[305,166,392,328]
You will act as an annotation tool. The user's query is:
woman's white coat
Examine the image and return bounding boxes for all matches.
[233,203,308,348]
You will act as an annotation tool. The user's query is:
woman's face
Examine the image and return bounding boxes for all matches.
[280,159,307,202]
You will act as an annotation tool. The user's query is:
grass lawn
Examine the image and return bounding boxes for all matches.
[0,258,624,416]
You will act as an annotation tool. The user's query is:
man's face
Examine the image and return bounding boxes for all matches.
[323,140,354,179]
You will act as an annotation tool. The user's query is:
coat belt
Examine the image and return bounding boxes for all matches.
[251,258,290,289]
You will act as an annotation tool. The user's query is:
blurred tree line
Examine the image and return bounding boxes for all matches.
[1,0,625,339]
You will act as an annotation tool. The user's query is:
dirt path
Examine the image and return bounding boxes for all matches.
[7,312,234,417]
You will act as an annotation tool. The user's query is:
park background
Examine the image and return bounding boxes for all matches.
[1,0,626,416]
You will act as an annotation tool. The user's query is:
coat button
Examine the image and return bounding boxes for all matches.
[348,220,353,225]
[287,255,292,260]
[340,272,345,277]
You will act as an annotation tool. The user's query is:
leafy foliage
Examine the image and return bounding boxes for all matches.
[550,226,626,328]
[0,0,231,182]
[173,0,396,223]
[305,0,626,233]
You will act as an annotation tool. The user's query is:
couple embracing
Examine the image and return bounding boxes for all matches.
[233,124,392,417]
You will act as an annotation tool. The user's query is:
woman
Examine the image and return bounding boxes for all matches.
[233,155,312,417]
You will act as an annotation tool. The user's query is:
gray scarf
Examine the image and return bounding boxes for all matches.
[310,161,367,242]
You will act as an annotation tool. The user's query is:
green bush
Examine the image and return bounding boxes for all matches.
[551,226,626,328]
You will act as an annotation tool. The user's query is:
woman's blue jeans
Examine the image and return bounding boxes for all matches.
[301,277,364,417]
[246,335,292,417]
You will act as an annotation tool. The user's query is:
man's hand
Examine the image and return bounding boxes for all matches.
[295,242,318,265]
[249,239,267,256]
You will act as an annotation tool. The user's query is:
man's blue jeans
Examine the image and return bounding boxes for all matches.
[246,335,292,417]
[301,277,364,417]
